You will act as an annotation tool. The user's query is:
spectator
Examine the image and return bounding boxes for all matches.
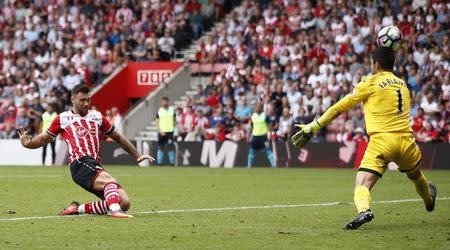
[63,68,83,90]
[16,108,31,137]
[420,92,440,115]
[180,106,196,138]
[234,95,253,122]
[223,108,239,133]
[158,30,175,60]
[412,108,426,133]
[2,106,17,127]
[226,123,245,142]
[111,107,122,131]
[190,10,204,39]
[276,107,293,140]
[115,1,134,25]
[27,97,45,135]
[416,121,440,143]
[206,123,226,141]
[206,87,220,108]
[352,108,365,131]
[193,110,210,137]
[193,84,205,105]
[209,106,224,128]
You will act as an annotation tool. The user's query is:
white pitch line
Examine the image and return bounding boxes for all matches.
[0,175,63,179]
[1,197,448,222]
[139,202,341,215]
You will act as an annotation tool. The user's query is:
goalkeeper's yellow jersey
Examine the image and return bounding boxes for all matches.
[318,71,412,136]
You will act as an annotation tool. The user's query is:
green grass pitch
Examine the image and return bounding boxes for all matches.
[1,166,449,249]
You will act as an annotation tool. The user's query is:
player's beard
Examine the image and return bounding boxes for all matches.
[76,105,89,116]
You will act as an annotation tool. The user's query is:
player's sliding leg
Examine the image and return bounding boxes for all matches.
[60,200,109,215]
[344,171,379,230]
[405,168,436,211]
[60,191,131,216]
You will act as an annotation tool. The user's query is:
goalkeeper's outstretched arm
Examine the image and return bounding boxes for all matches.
[317,94,362,128]
[291,79,372,148]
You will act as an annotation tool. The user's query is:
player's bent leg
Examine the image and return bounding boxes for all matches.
[93,171,133,218]
[405,167,436,212]
[344,171,380,230]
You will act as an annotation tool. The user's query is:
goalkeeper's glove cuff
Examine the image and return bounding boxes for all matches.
[295,120,321,133]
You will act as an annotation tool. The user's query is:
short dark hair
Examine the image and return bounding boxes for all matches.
[71,83,90,96]
[371,47,395,70]
[162,97,169,101]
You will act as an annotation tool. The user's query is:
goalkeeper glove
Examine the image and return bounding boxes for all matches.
[290,121,322,149]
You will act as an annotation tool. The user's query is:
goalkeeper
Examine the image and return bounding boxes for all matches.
[291,47,437,230]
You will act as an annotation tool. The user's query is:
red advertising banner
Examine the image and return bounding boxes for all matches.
[127,62,182,98]
[91,62,183,114]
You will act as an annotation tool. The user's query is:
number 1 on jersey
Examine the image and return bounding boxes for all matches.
[396,89,403,115]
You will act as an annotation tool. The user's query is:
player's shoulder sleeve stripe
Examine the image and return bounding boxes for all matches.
[46,130,57,138]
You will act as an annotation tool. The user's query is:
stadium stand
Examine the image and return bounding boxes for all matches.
[0,0,449,144]
[0,0,239,138]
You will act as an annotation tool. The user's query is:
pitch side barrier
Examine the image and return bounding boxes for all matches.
[99,140,450,170]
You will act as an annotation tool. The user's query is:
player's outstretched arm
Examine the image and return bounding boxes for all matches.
[108,130,155,164]
[291,91,366,148]
[292,77,373,149]
[17,126,53,149]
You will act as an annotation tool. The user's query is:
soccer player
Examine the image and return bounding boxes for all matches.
[156,97,176,166]
[247,103,276,168]
[292,47,437,229]
[17,84,154,218]
[41,103,57,165]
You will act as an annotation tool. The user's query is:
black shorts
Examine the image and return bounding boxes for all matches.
[158,132,174,148]
[250,135,269,151]
[70,156,104,199]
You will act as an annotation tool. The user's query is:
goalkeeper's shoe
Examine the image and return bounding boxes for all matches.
[426,182,437,212]
[59,201,80,216]
[343,209,374,230]
[109,210,134,218]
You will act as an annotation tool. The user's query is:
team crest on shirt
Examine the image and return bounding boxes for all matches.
[76,126,89,137]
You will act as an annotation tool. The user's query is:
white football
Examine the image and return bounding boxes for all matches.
[377,25,403,52]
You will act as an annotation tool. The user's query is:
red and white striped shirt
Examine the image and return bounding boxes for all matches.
[47,110,114,164]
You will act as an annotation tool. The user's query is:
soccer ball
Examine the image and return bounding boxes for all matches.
[377,25,403,52]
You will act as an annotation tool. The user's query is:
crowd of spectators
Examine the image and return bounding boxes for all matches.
[0,0,449,144]
[0,0,238,139]
[180,0,449,143]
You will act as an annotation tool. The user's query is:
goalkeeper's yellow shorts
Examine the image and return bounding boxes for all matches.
[358,132,422,177]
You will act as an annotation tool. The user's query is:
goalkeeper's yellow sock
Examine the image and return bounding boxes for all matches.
[410,171,433,207]
[354,186,371,213]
